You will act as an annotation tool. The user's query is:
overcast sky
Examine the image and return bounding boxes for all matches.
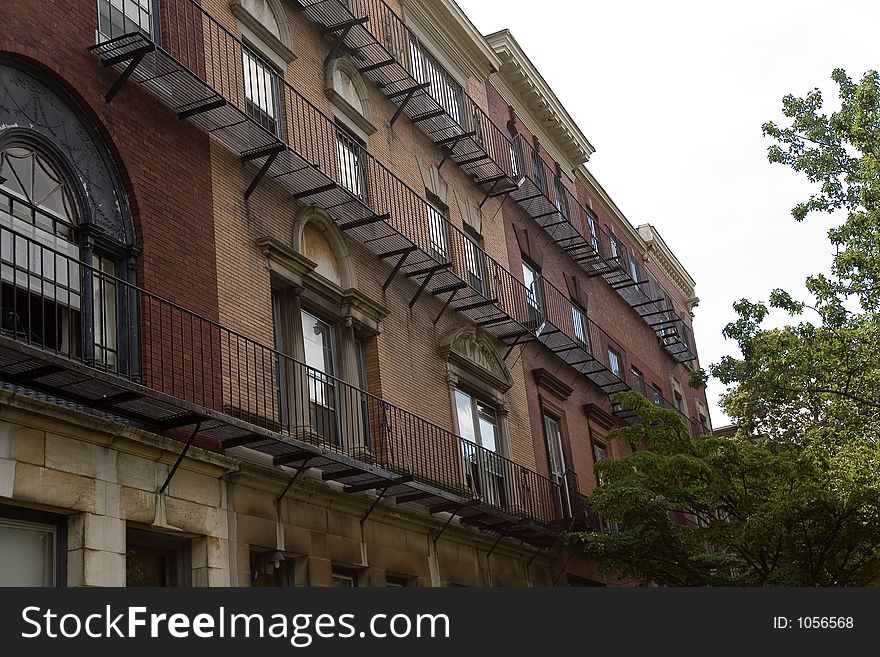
[458,0,879,426]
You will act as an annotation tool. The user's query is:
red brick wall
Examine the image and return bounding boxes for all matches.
[0,1,218,320]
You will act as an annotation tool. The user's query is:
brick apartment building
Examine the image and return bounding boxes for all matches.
[0,0,710,587]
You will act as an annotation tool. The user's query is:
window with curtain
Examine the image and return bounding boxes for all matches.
[0,144,119,368]
[454,388,505,508]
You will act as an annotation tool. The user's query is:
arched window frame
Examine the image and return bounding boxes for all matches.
[0,130,138,375]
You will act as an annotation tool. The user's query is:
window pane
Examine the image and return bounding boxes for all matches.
[97,0,152,40]
[243,49,279,136]
[587,212,599,252]
[476,400,498,453]
[0,520,54,586]
[522,261,540,309]
[543,415,565,478]
[454,389,476,443]
[302,310,334,408]
[426,200,448,261]
[629,257,640,283]
[336,131,365,200]
[94,256,117,367]
[572,306,588,348]
[464,234,483,293]
[608,348,621,376]
[408,34,463,126]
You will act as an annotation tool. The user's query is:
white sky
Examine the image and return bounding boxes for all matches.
[457,0,880,426]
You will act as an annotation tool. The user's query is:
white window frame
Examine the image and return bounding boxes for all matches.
[97,0,154,42]
[243,46,281,136]
[0,517,57,587]
[454,388,504,507]
[571,305,588,349]
[426,197,449,262]
[608,347,622,378]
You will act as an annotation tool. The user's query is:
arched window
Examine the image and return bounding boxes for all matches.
[0,143,119,368]
[1,62,139,377]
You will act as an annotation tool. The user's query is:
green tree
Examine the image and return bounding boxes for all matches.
[566,70,880,586]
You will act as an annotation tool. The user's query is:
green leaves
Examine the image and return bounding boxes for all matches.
[567,69,880,586]
[566,394,880,586]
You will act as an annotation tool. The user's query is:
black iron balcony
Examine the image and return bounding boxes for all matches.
[0,224,576,544]
[508,133,699,364]
[295,0,521,197]
[89,0,540,349]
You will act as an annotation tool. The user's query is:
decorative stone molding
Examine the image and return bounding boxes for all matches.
[231,0,295,69]
[401,0,501,81]
[325,57,376,141]
[637,223,696,304]
[583,403,616,431]
[484,30,594,170]
[257,235,315,289]
[512,225,543,267]
[454,190,482,235]
[292,205,356,290]
[440,327,512,395]
[418,159,449,206]
[532,368,573,401]
[0,62,134,247]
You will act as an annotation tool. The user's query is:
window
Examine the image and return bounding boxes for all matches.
[629,255,640,284]
[97,0,154,41]
[454,388,505,507]
[698,411,710,434]
[463,226,485,295]
[631,366,646,396]
[126,529,190,587]
[674,391,685,413]
[507,130,522,178]
[0,509,63,586]
[554,177,568,218]
[592,442,608,487]
[0,145,119,368]
[522,259,542,327]
[607,347,622,378]
[336,127,367,201]
[243,46,281,136]
[532,148,547,194]
[426,197,450,262]
[93,255,117,367]
[543,414,570,517]
[571,305,589,349]
[407,33,465,127]
[586,210,600,253]
[651,384,663,406]
[609,233,619,260]
[332,566,358,587]
[385,575,412,588]
[302,309,338,444]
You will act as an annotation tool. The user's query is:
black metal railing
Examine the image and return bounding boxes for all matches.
[296,0,520,194]
[89,2,701,441]
[510,133,699,363]
[90,0,540,344]
[0,223,566,526]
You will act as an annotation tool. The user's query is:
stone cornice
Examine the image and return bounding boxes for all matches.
[485,30,595,170]
[574,166,647,257]
[637,224,697,305]
[532,368,573,401]
[402,0,501,81]
[583,402,617,431]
